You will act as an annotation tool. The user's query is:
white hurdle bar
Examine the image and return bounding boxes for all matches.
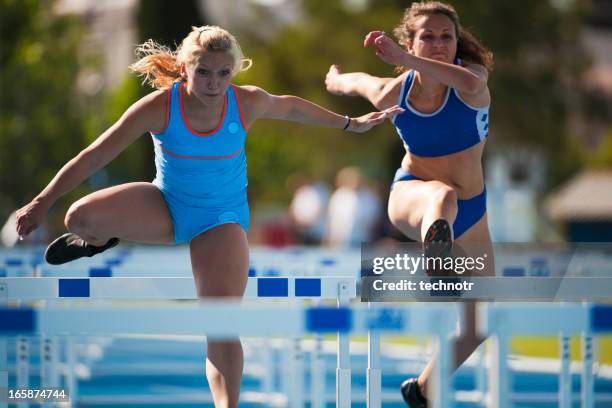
[0,301,459,408]
[478,303,612,408]
[1,250,362,279]
[0,302,458,338]
[0,276,354,300]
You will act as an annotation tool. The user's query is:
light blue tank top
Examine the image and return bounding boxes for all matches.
[151,82,248,208]
[391,59,489,157]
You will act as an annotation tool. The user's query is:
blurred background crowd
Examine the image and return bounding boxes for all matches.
[1,0,611,247]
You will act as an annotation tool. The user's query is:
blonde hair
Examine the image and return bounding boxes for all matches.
[129,26,253,90]
[393,1,493,73]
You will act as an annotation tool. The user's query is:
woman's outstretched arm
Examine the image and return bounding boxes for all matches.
[324,64,403,110]
[364,31,488,96]
[236,85,403,132]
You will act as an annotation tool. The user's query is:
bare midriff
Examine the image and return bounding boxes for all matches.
[400,141,485,199]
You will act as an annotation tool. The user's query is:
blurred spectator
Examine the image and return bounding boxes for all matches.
[287,173,330,245]
[325,167,382,247]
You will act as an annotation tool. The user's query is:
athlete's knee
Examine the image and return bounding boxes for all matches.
[65,199,100,233]
[430,185,458,212]
[65,201,88,231]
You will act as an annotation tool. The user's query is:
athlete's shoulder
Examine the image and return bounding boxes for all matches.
[133,87,169,111]
[376,72,409,110]
[456,61,490,106]
[231,84,268,101]
[231,84,274,111]
[124,87,171,134]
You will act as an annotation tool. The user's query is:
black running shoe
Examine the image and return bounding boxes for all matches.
[400,378,428,408]
[423,219,452,276]
[45,233,119,265]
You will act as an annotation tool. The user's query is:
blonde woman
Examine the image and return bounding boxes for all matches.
[15,26,402,407]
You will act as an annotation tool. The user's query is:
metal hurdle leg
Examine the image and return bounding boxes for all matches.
[311,293,326,408]
[581,331,593,408]
[281,339,291,403]
[559,333,571,408]
[261,339,274,397]
[65,336,78,407]
[488,328,510,408]
[430,312,453,408]
[311,335,325,408]
[40,336,59,408]
[336,282,351,408]
[289,336,304,408]
[366,303,381,408]
[475,347,487,403]
[0,283,7,408]
[16,337,29,408]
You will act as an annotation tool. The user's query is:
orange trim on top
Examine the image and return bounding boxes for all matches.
[161,145,242,160]
[231,84,249,132]
[179,82,227,137]
[161,87,171,133]
[151,88,172,135]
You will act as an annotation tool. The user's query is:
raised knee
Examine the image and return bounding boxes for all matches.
[64,201,93,232]
[431,185,458,210]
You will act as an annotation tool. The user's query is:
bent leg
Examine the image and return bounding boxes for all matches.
[388,180,458,241]
[190,224,249,408]
[390,181,494,400]
[64,182,174,245]
[416,214,495,398]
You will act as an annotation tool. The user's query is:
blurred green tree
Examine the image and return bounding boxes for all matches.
[0,0,90,226]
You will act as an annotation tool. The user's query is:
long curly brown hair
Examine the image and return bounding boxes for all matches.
[393,1,493,73]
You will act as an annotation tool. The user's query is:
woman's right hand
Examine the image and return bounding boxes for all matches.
[364,31,409,67]
[348,105,405,133]
[15,197,52,239]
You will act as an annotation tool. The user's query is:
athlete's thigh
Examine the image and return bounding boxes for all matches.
[387,179,454,241]
[189,223,249,298]
[68,182,174,244]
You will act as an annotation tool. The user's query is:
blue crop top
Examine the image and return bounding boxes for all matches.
[151,81,248,208]
[391,60,489,157]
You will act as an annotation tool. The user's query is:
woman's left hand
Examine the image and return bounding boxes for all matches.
[348,105,404,133]
[364,31,409,67]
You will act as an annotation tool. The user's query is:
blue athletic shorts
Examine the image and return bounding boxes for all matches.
[157,187,250,245]
[391,168,486,239]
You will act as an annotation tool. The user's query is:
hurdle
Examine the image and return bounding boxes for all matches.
[4,299,611,407]
[0,296,459,408]
[3,248,612,407]
[1,246,363,278]
[0,275,361,408]
[0,276,354,300]
[478,303,612,408]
